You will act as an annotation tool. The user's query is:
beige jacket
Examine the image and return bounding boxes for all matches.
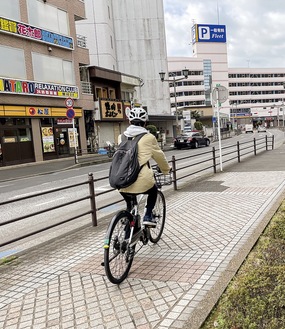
[119,131,170,194]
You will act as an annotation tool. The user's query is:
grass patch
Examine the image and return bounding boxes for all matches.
[201,200,285,329]
[0,256,17,266]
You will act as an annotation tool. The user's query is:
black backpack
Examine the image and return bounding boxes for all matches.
[109,133,146,189]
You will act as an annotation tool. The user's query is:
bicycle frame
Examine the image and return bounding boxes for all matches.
[103,193,146,249]
[127,194,147,245]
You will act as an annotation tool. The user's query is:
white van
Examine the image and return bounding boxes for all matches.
[245,124,254,133]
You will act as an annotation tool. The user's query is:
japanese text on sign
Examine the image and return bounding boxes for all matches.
[100,100,124,120]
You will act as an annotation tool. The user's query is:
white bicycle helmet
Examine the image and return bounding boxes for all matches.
[127,107,148,122]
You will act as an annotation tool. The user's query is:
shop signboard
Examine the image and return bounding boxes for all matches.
[0,16,74,50]
[41,127,55,153]
[100,99,124,120]
[0,105,81,117]
[57,118,73,124]
[0,77,79,99]
[192,24,226,44]
[68,128,78,148]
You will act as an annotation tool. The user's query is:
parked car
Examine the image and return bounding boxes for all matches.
[257,125,266,132]
[183,126,192,133]
[174,132,210,149]
[245,124,254,133]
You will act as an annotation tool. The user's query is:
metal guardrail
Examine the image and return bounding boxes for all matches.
[0,135,274,249]
[0,175,96,248]
[171,135,274,190]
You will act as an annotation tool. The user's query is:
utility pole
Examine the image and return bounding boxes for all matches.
[212,84,228,172]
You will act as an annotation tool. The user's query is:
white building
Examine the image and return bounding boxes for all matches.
[167,23,285,129]
[76,0,170,115]
[228,68,285,127]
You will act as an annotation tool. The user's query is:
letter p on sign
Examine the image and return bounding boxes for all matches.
[199,26,210,40]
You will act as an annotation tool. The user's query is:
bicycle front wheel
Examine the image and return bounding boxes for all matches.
[104,212,135,284]
[149,190,166,243]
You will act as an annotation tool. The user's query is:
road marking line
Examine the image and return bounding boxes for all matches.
[9,192,37,200]
[96,185,111,191]
[0,183,13,188]
[37,197,66,206]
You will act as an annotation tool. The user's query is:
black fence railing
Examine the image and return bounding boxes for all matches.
[171,135,273,190]
[0,175,96,248]
[0,136,274,249]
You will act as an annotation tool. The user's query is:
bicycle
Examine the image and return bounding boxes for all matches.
[102,168,172,284]
[106,141,117,158]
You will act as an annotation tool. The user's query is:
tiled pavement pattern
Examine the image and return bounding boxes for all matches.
[1,169,285,329]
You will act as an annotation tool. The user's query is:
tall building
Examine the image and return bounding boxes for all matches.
[75,0,171,116]
[0,0,93,166]
[167,23,285,130]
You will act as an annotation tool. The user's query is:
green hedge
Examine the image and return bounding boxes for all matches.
[201,201,285,329]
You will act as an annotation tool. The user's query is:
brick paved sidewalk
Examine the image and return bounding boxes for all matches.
[1,146,285,329]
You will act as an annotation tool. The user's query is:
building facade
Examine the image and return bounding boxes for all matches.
[75,0,171,120]
[0,0,93,166]
[166,23,285,131]
[228,68,285,128]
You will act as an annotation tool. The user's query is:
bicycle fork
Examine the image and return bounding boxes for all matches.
[128,206,141,247]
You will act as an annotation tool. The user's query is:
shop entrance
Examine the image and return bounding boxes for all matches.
[41,118,79,160]
[0,118,34,166]
[55,128,70,156]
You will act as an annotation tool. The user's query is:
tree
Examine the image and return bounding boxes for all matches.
[194,121,203,131]
[146,124,158,137]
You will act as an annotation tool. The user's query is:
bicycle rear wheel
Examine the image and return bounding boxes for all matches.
[104,212,135,284]
[149,190,166,243]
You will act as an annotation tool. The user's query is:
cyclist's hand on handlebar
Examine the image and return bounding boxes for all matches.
[154,165,172,174]
[154,165,162,173]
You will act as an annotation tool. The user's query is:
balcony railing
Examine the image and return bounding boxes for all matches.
[81,81,92,94]
[77,34,87,48]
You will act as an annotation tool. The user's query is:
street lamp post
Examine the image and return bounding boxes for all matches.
[231,103,236,131]
[280,106,284,128]
[282,81,285,129]
[159,68,189,135]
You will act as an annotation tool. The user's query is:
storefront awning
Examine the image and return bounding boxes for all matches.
[148,115,176,122]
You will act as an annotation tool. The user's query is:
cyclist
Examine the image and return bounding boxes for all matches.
[119,107,171,227]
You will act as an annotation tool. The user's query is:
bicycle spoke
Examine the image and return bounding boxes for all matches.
[104,212,136,284]
[149,190,166,243]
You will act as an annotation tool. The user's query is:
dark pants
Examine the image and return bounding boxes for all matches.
[120,184,158,215]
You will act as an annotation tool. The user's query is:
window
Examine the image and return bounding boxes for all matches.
[0,0,20,20]
[109,88,116,99]
[96,87,102,99]
[3,130,17,143]
[32,53,74,84]
[19,128,32,142]
[0,46,26,79]
[102,88,108,98]
[121,91,133,101]
[27,0,69,35]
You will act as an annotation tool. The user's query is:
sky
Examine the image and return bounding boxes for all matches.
[163,0,285,68]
